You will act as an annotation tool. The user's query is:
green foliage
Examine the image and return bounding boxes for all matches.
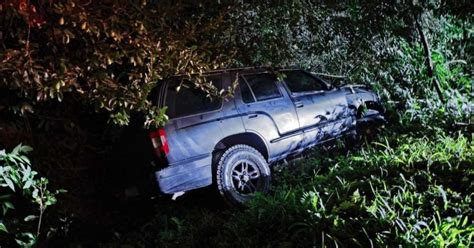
[0,0,234,127]
[0,144,64,247]
[224,133,473,247]
[419,214,473,247]
[1,1,472,247]
[1,1,471,128]
[96,2,472,247]
[349,21,472,133]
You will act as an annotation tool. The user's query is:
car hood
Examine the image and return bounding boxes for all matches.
[340,84,380,104]
[340,84,372,94]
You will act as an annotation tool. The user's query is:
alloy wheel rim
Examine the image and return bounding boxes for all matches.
[230,160,261,195]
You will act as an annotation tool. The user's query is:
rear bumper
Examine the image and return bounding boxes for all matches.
[155,154,213,194]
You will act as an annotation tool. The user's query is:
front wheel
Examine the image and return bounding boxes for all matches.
[357,108,385,137]
[216,144,271,206]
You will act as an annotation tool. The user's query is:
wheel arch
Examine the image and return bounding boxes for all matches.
[356,101,384,118]
[213,132,269,161]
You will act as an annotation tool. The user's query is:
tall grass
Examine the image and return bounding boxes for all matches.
[102,132,472,247]
[234,132,473,247]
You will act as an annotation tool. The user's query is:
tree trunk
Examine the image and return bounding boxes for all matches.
[414,14,445,103]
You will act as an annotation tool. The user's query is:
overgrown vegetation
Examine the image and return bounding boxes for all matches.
[108,131,473,247]
[234,132,472,247]
[100,1,472,247]
[0,145,63,247]
[0,0,472,247]
[1,0,234,126]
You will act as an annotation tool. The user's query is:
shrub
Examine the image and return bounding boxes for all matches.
[0,144,64,247]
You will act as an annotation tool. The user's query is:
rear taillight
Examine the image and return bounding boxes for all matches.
[149,128,169,157]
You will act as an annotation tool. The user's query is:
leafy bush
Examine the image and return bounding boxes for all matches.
[0,1,234,126]
[0,144,63,247]
[217,132,473,247]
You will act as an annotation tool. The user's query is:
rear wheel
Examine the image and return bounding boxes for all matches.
[216,144,271,206]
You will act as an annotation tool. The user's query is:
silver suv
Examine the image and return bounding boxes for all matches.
[149,68,384,204]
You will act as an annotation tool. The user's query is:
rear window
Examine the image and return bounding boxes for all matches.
[282,70,327,93]
[165,77,222,119]
[241,73,281,103]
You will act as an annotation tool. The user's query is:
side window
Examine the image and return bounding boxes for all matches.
[240,78,255,103]
[165,77,222,119]
[242,73,281,102]
[283,70,327,93]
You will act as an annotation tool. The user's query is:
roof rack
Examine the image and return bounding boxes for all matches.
[172,65,300,77]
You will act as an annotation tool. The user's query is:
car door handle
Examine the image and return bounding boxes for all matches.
[294,102,304,108]
[248,114,258,119]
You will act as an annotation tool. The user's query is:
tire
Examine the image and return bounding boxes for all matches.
[356,108,384,138]
[216,144,271,206]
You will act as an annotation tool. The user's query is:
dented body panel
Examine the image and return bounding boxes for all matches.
[152,68,385,194]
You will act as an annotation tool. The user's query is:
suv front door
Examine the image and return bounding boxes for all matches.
[282,70,350,145]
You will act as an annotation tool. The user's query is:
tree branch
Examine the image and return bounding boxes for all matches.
[414,13,445,103]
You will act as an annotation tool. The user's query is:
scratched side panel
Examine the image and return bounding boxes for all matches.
[235,78,303,162]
